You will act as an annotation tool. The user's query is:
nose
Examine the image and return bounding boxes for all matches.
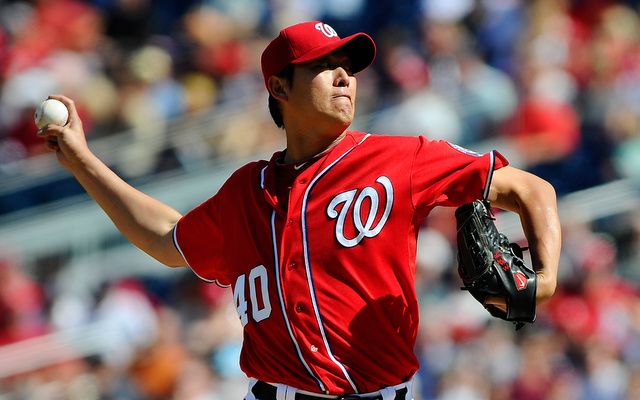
[334,67,350,87]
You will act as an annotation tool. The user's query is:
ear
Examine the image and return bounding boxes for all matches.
[268,76,288,101]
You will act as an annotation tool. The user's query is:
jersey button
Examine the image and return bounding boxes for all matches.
[286,219,293,226]
[288,262,297,270]
[295,304,304,313]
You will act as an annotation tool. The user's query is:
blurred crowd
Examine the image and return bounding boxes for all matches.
[3,0,640,399]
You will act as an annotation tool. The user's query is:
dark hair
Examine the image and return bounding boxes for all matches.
[268,64,295,129]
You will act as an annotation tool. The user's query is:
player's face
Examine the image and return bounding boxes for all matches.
[288,50,357,133]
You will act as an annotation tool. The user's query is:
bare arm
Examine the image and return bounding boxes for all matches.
[37,95,187,267]
[487,165,561,305]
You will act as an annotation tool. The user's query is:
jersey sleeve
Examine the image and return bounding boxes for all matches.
[410,138,509,211]
[173,162,267,287]
[174,194,227,285]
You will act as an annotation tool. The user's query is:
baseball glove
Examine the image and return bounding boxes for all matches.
[455,199,537,330]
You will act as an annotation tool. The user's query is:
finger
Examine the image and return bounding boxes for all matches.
[36,123,64,137]
[44,138,60,152]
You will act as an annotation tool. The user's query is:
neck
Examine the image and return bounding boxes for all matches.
[282,128,348,164]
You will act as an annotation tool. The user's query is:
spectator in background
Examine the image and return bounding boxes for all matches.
[498,0,593,195]
[592,5,640,181]
[0,0,105,160]
[0,250,47,346]
[369,34,464,143]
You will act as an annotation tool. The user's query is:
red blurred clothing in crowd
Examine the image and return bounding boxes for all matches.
[0,256,48,346]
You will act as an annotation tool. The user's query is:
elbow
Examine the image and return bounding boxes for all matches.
[521,175,558,211]
[536,273,558,305]
[490,167,558,213]
[538,178,558,205]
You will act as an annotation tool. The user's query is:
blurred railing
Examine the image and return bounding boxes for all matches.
[498,178,640,240]
[0,320,116,379]
[0,97,286,217]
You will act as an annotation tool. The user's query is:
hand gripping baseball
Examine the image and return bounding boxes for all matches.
[455,199,537,330]
[36,95,90,172]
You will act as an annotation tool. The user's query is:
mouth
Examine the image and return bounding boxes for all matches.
[333,94,352,101]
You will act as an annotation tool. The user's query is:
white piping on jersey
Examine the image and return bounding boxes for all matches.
[260,163,267,189]
[268,206,326,392]
[261,134,371,393]
[298,134,372,393]
[482,150,496,201]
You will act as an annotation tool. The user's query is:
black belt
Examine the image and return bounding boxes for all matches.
[251,381,408,400]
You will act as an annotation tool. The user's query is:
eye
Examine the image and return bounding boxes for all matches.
[314,59,353,73]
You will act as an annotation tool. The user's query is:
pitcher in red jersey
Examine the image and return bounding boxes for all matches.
[37,21,561,400]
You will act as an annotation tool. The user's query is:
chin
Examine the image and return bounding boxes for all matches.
[336,109,354,125]
[336,117,353,130]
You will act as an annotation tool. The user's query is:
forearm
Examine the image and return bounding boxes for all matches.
[37,95,186,267]
[69,151,185,266]
[490,166,562,304]
[514,185,561,303]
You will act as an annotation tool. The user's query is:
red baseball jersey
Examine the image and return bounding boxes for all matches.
[174,131,508,394]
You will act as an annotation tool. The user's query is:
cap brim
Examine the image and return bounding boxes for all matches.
[291,32,376,74]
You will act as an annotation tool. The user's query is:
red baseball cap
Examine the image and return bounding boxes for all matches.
[261,21,376,88]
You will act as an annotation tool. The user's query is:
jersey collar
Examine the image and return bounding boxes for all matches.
[261,131,367,210]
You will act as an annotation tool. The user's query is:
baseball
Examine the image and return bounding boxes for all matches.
[34,99,69,129]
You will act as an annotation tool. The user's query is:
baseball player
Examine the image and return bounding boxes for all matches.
[37,21,561,400]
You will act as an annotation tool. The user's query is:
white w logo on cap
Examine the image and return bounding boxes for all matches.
[315,22,338,38]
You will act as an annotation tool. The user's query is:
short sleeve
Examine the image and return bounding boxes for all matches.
[411,138,509,210]
[174,195,227,284]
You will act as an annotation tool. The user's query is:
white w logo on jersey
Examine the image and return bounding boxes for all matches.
[326,176,394,248]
